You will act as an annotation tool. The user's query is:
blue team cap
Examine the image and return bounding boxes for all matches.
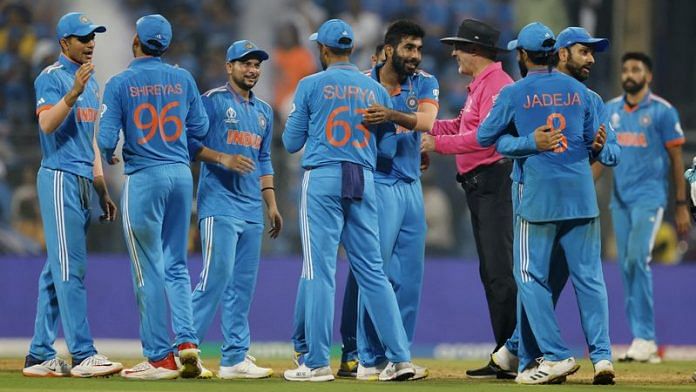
[136,14,172,54]
[309,19,354,49]
[226,40,269,62]
[555,27,609,52]
[507,22,556,52]
[56,12,106,41]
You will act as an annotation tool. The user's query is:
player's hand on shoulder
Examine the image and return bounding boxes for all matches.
[219,153,255,174]
[362,104,391,124]
[533,124,561,151]
[267,207,282,239]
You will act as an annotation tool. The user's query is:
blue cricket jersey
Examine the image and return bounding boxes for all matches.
[35,54,100,179]
[282,62,394,170]
[366,64,439,184]
[606,91,684,208]
[496,85,621,184]
[478,69,599,222]
[196,84,274,223]
[98,56,209,174]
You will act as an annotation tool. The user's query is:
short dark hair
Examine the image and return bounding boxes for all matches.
[141,39,166,57]
[525,49,557,66]
[622,51,652,71]
[384,19,425,48]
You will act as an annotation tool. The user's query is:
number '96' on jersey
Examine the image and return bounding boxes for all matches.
[98,56,209,175]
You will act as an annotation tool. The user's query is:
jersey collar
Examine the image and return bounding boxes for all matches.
[129,56,163,68]
[370,62,414,96]
[469,61,503,92]
[58,53,82,74]
[622,89,652,112]
[328,61,358,71]
[226,82,256,105]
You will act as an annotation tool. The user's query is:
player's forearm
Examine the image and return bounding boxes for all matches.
[260,175,277,210]
[38,93,78,133]
[92,175,110,198]
[194,146,223,164]
[92,136,104,178]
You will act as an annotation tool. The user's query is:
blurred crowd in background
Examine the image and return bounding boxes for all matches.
[1,0,695,264]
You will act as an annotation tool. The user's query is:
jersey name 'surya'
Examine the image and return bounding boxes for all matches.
[129,83,183,97]
[323,84,377,105]
[523,92,581,108]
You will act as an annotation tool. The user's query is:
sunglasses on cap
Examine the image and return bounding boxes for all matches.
[71,33,95,44]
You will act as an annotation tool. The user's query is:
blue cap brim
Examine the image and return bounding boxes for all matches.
[507,40,518,51]
[308,32,318,42]
[584,38,609,52]
[73,24,106,37]
[229,49,269,62]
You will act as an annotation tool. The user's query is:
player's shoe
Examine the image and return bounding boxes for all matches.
[378,361,415,381]
[22,355,71,377]
[177,342,202,378]
[356,361,387,381]
[593,360,616,385]
[284,364,334,382]
[466,358,514,379]
[337,359,358,378]
[491,345,518,379]
[619,338,661,363]
[516,357,579,385]
[409,364,429,381]
[121,353,179,380]
[218,355,273,379]
[292,351,306,367]
[70,354,123,377]
[174,356,212,379]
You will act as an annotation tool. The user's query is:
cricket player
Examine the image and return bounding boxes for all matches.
[606,51,689,363]
[354,19,438,381]
[282,18,415,382]
[23,12,122,378]
[491,27,619,385]
[98,14,207,380]
[477,22,603,384]
[190,39,281,379]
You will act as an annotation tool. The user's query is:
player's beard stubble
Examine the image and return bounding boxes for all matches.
[622,77,646,94]
[392,51,419,78]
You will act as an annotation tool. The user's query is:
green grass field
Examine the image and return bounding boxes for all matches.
[2,358,695,391]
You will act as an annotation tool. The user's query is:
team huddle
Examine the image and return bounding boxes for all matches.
[23,9,694,385]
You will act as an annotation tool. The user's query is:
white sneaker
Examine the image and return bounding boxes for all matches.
[593,360,615,385]
[219,355,273,379]
[492,346,519,376]
[284,364,334,382]
[23,357,71,377]
[378,361,415,381]
[356,361,386,381]
[120,361,179,380]
[620,338,661,363]
[409,364,429,381]
[70,354,123,377]
[516,357,579,385]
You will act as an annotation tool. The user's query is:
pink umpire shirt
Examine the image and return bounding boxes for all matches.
[430,61,513,174]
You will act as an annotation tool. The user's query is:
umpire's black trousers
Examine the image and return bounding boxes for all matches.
[458,159,516,351]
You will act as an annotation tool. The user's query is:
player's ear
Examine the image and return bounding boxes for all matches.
[384,44,394,58]
[59,38,69,52]
[225,61,234,75]
[558,47,569,62]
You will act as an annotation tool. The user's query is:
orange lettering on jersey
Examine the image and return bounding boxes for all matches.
[76,107,98,122]
[616,132,648,147]
[129,83,183,97]
[227,130,262,149]
[523,92,581,109]
[322,85,377,105]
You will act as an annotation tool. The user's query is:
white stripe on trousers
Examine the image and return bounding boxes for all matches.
[198,216,214,291]
[520,218,531,283]
[646,207,664,265]
[122,177,144,287]
[53,171,69,281]
[300,170,313,280]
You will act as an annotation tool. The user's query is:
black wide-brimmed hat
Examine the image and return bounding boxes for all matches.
[440,19,508,51]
